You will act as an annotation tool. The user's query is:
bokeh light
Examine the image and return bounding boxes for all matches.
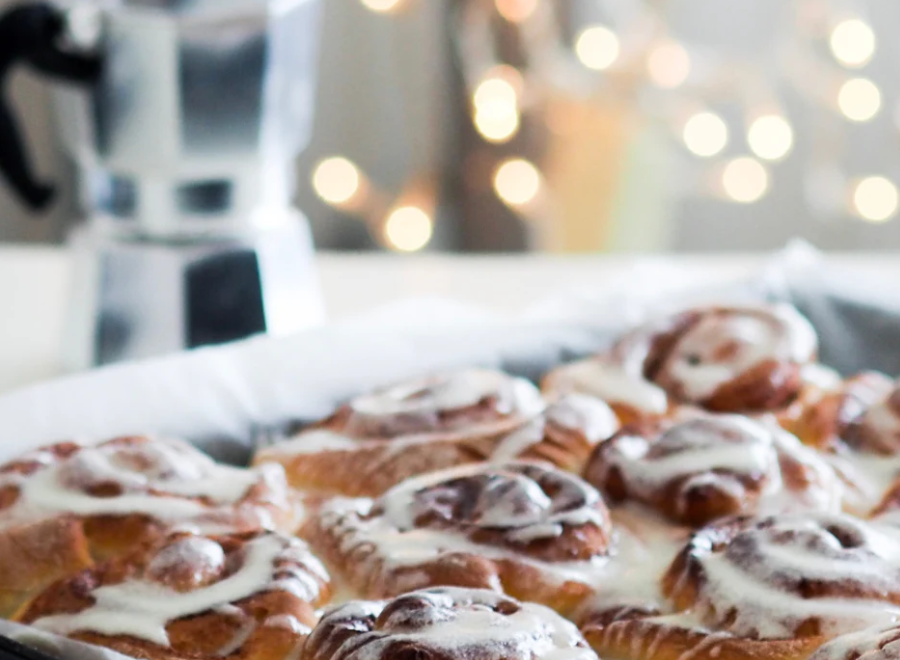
[384,206,434,251]
[722,157,769,203]
[682,112,729,157]
[495,0,538,23]
[838,78,881,122]
[359,0,403,13]
[494,159,541,206]
[473,71,521,143]
[647,40,691,89]
[853,177,898,223]
[575,26,620,71]
[747,115,794,161]
[474,108,520,143]
[312,157,361,205]
[829,19,875,68]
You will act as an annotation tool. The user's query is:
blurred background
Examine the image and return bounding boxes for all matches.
[4,0,900,253]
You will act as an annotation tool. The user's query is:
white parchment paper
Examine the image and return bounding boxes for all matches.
[0,242,896,465]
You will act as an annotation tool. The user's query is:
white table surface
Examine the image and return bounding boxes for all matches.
[1,245,897,395]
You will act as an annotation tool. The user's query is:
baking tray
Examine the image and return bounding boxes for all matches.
[1,243,899,659]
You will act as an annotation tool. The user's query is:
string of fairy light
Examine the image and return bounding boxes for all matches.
[310,0,900,252]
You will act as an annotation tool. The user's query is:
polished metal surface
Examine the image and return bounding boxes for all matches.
[49,0,324,367]
[53,0,320,237]
[64,209,324,369]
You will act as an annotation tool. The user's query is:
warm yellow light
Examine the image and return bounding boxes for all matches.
[474,107,520,143]
[646,40,691,89]
[830,19,876,68]
[837,78,881,122]
[853,176,898,223]
[575,25,620,71]
[472,74,520,143]
[722,157,769,203]
[384,206,433,251]
[747,115,794,161]
[494,158,541,206]
[312,157,361,205]
[682,111,728,157]
[495,0,538,23]
[473,78,518,113]
[359,0,403,13]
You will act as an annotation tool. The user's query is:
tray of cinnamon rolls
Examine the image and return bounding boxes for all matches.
[5,301,900,660]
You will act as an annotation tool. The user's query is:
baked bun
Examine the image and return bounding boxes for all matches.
[17,530,330,660]
[582,512,900,660]
[0,436,296,617]
[545,304,818,421]
[779,371,894,452]
[302,461,611,614]
[808,625,900,660]
[302,587,598,660]
[583,414,842,527]
[255,369,614,496]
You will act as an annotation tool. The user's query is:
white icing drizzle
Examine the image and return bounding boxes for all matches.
[589,415,841,520]
[349,368,545,424]
[491,420,545,462]
[575,505,691,619]
[546,394,620,444]
[0,438,280,530]
[33,533,327,646]
[260,430,361,456]
[376,462,608,541]
[490,394,620,463]
[674,513,900,638]
[660,305,817,401]
[849,384,900,455]
[547,359,669,415]
[810,624,900,660]
[828,452,900,516]
[800,363,844,391]
[309,588,597,660]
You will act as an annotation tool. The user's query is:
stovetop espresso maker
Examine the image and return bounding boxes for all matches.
[0,0,323,368]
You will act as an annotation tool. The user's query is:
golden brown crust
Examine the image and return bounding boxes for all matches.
[582,616,824,660]
[16,531,330,660]
[583,416,840,527]
[778,372,894,452]
[254,370,616,497]
[663,514,900,634]
[0,517,93,619]
[808,625,900,660]
[303,588,597,660]
[302,462,610,615]
[579,512,900,660]
[255,429,509,498]
[0,437,298,621]
[545,305,818,424]
[843,383,900,456]
[647,307,815,413]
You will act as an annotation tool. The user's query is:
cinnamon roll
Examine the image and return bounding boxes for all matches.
[583,415,842,527]
[301,461,612,614]
[778,371,894,453]
[779,375,900,514]
[16,530,330,660]
[493,394,620,472]
[0,436,296,617]
[843,380,900,456]
[302,587,598,660]
[545,304,818,420]
[254,369,611,497]
[582,513,900,660]
[808,625,900,660]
